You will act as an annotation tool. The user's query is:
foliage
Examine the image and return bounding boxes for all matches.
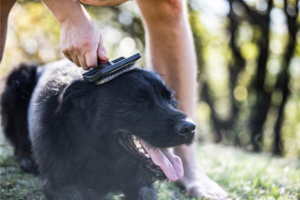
[189,0,300,156]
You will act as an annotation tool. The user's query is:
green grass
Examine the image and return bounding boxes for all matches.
[1,133,300,200]
[0,133,43,200]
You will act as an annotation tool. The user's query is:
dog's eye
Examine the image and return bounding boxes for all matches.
[163,89,174,101]
[133,95,148,104]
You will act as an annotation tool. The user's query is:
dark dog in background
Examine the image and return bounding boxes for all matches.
[1,60,195,200]
[0,63,38,174]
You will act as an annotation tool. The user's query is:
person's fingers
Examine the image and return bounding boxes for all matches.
[78,53,89,70]
[70,51,81,67]
[73,56,81,68]
[85,43,99,69]
[63,52,73,62]
[97,36,109,61]
[72,43,87,68]
[62,46,74,62]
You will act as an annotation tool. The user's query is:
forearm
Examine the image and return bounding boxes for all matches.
[1,0,16,16]
[41,0,91,26]
[1,0,17,62]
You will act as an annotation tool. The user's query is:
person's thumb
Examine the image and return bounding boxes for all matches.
[98,38,109,61]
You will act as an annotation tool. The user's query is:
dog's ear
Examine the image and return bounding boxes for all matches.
[55,81,95,115]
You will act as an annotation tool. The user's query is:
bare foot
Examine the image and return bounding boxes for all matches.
[174,145,228,199]
[176,167,228,199]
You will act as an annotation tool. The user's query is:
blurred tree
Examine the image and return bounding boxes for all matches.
[195,0,300,155]
[273,0,299,155]
[236,0,274,152]
[200,0,247,144]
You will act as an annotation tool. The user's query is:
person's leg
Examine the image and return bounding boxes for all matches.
[0,0,16,62]
[135,0,227,199]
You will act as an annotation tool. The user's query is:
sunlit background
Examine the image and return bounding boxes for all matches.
[1,0,300,157]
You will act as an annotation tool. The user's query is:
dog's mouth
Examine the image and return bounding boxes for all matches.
[118,133,183,181]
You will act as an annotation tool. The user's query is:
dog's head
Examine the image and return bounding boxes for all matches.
[58,67,195,182]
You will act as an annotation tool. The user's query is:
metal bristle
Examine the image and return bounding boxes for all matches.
[93,65,136,85]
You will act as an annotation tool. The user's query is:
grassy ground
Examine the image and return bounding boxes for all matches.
[1,133,300,200]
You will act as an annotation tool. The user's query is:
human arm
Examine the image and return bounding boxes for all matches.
[0,0,17,62]
[41,0,108,70]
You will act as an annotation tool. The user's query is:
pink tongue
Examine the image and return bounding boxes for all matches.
[139,138,184,181]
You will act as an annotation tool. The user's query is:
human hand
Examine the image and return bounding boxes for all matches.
[60,18,108,70]
[80,0,129,6]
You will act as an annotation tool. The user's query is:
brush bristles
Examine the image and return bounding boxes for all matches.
[94,65,136,85]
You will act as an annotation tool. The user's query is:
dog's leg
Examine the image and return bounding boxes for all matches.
[123,184,157,200]
[1,64,38,174]
[137,184,158,200]
[43,181,103,200]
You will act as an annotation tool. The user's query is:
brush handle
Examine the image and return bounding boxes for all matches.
[98,60,113,69]
[83,53,141,82]
[98,56,127,69]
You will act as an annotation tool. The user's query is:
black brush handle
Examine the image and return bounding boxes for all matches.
[98,60,113,69]
[83,58,125,77]
[83,53,141,82]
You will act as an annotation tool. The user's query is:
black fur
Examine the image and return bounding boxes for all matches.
[0,63,38,173]
[1,60,195,200]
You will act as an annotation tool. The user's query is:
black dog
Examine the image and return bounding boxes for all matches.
[1,59,195,200]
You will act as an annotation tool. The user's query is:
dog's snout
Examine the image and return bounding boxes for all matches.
[175,120,196,138]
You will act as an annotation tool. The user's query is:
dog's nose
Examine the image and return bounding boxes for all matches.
[175,120,196,138]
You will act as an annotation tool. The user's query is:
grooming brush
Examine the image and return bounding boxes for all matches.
[83,52,141,85]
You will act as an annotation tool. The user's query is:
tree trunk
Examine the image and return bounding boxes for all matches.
[272,0,298,155]
[235,0,274,152]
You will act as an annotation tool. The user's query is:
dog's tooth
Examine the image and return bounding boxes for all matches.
[132,135,137,140]
[139,148,146,154]
[145,154,150,158]
[136,142,142,148]
[134,140,141,148]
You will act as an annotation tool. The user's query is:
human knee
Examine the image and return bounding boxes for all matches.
[158,0,184,13]
[137,0,185,23]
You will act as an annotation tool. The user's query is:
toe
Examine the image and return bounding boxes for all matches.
[188,186,206,198]
[188,184,228,200]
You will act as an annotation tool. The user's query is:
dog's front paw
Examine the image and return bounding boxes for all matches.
[124,184,157,200]
[18,155,38,174]
[138,185,158,200]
